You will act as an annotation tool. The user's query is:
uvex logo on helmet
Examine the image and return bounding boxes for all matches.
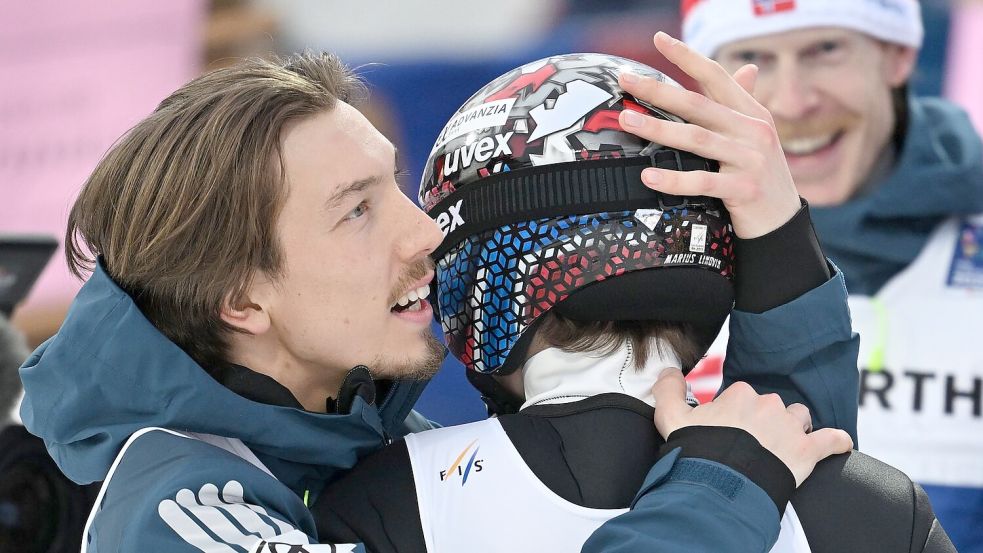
[435,199,465,238]
[443,132,514,177]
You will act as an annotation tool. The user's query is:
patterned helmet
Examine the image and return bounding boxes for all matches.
[420,53,736,376]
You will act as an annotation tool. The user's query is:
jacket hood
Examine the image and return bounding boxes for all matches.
[811,97,983,294]
[19,262,428,488]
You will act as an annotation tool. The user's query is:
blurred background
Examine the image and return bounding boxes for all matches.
[1,0,981,428]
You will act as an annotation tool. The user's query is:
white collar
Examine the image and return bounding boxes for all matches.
[520,339,698,410]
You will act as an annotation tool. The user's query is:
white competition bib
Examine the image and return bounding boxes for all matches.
[405,418,809,553]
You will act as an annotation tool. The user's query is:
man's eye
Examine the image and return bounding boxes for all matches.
[806,40,844,60]
[344,201,370,221]
[733,51,763,64]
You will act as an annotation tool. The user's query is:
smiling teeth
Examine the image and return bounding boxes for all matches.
[782,134,836,156]
[394,285,431,309]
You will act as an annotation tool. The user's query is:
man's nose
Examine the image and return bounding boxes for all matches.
[760,63,820,122]
[395,195,444,263]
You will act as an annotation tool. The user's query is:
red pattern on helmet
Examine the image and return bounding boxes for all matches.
[583,99,647,134]
[485,64,558,102]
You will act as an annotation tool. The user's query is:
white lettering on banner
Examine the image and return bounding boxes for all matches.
[860,368,982,417]
[443,132,515,177]
[436,199,466,237]
[432,98,517,155]
[528,80,613,142]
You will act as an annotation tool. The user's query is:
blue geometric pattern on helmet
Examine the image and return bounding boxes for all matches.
[436,212,629,374]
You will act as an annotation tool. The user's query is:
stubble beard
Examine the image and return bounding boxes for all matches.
[369,327,446,382]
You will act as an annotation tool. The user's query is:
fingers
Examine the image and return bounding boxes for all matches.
[732,64,759,95]
[651,367,692,436]
[618,72,750,137]
[786,403,813,433]
[639,167,756,206]
[653,32,764,117]
[808,427,854,454]
[623,110,758,168]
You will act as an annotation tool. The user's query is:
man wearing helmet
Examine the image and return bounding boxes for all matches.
[23,39,857,553]
[311,44,951,552]
[680,1,983,549]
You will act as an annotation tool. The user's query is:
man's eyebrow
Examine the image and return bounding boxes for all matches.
[323,175,381,212]
[323,145,398,212]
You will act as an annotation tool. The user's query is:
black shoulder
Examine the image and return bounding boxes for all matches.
[312,439,427,553]
[791,450,955,553]
[911,483,957,553]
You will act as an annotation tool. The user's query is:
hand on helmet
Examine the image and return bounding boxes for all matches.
[652,368,853,487]
[618,31,802,239]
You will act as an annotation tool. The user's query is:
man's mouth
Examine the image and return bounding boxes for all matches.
[390,284,431,313]
[780,130,844,157]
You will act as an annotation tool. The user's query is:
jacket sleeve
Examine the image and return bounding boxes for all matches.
[722,203,859,443]
[85,429,366,553]
[582,427,793,553]
[724,269,859,444]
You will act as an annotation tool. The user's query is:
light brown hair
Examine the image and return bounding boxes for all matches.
[66,52,366,372]
[533,313,703,371]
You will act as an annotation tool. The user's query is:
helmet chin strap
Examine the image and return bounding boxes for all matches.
[466,370,525,417]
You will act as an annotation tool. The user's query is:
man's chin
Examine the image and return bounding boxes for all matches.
[369,332,447,382]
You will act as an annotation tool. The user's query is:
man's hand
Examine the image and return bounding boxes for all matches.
[653,368,853,486]
[618,31,801,239]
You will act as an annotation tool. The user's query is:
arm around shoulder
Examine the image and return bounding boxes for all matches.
[724,203,859,443]
[583,427,791,553]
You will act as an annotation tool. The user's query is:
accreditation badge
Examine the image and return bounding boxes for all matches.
[947,221,983,289]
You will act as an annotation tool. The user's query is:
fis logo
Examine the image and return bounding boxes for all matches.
[439,439,483,486]
[443,132,514,176]
[752,0,796,16]
[435,199,465,237]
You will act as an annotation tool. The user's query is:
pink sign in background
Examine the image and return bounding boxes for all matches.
[945,2,983,135]
[0,0,204,313]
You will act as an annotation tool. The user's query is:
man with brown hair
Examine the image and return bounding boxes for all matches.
[20,46,856,552]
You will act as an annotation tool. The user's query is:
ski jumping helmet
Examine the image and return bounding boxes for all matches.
[420,53,736,382]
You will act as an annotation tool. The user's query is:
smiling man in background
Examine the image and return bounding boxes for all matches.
[681,1,983,550]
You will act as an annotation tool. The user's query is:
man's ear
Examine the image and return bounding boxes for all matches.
[885,45,918,87]
[220,281,272,336]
